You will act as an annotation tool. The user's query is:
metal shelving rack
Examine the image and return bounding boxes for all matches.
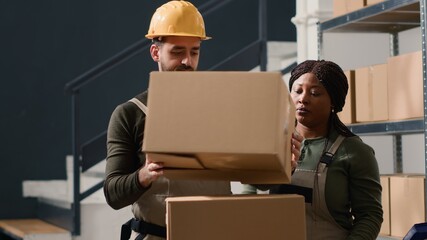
[318,0,427,219]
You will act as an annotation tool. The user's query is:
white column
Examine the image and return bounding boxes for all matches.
[292,0,333,62]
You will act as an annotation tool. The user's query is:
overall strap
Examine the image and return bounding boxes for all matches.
[310,134,349,239]
[129,97,148,115]
[327,135,345,157]
[123,98,159,239]
[318,135,346,171]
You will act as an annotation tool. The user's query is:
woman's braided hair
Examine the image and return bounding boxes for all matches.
[289,60,355,137]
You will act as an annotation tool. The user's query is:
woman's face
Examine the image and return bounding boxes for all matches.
[290,73,332,133]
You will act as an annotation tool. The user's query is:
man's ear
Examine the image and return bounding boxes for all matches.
[150,44,160,62]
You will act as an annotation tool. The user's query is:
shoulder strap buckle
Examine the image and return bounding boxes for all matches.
[320,135,346,166]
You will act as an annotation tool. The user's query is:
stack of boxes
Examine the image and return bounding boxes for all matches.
[143,71,306,239]
[331,1,424,239]
[380,175,425,237]
[338,50,424,238]
[339,50,423,124]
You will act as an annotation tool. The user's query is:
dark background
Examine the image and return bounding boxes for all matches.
[0,0,296,218]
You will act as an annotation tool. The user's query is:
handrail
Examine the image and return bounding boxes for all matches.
[281,61,297,75]
[198,0,234,15]
[64,39,150,94]
[208,40,261,71]
[64,0,234,95]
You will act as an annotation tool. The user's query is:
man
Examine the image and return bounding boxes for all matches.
[104,2,231,240]
[104,1,302,239]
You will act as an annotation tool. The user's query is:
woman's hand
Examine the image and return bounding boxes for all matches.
[291,132,303,171]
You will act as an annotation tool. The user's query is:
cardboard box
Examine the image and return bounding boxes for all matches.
[367,0,384,5]
[143,71,295,184]
[387,51,423,120]
[339,70,356,124]
[389,174,425,237]
[348,0,367,12]
[355,64,388,122]
[166,194,306,240]
[333,0,366,17]
[333,0,348,17]
[379,175,390,236]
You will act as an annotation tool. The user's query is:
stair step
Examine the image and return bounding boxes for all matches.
[0,219,70,240]
[23,179,105,204]
[23,157,105,203]
[23,180,69,203]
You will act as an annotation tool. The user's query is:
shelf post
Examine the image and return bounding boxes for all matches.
[420,0,427,221]
[258,0,267,71]
[389,32,399,57]
[317,22,323,60]
[392,135,403,173]
[390,31,403,173]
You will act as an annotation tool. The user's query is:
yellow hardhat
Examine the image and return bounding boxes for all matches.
[145,1,210,40]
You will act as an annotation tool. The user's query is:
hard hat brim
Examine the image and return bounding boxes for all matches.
[145,33,211,40]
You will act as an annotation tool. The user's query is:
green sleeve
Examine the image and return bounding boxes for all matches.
[103,103,148,210]
[341,138,383,240]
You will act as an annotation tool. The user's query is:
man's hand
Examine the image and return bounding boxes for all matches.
[138,154,164,188]
[291,132,303,171]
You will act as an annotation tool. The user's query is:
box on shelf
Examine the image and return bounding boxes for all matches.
[143,71,296,184]
[339,70,356,124]
[333,0,366,17]
[379,175,390,236]
[166,194,306,240]
[389,174,425,237]
[387,51,423,120]
[355,63,388,122]
[367,0,384,5]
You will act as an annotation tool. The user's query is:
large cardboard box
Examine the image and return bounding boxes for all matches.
[389,174,425,237]
[166,194,306,240]
[143,72,296,184]
[355,64,388,122]
[379,175,390,236]
[387,51,423,120]
[339,70,356,124]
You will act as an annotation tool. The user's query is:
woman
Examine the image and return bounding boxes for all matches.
[245,60,383,239]
[288,60,383,239]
